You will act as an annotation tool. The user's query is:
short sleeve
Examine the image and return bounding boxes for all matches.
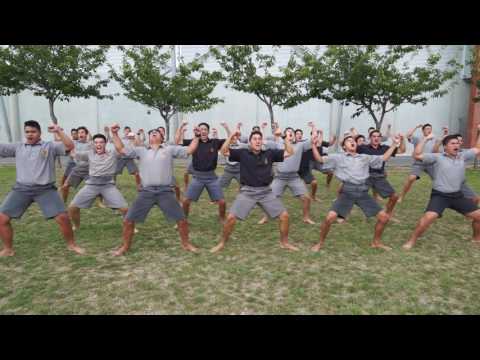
[170,145,189,159]
[323,153,340,169]
[420,153,438,165]
[0,143,17,157]
[271,149,285,163]
[229,148,242,162]
[52,142,66,156]
[462,149,478,162]
[302,140,312,152]
[368,155,384,169]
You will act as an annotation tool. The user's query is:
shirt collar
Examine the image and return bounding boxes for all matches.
[23,140,44,146]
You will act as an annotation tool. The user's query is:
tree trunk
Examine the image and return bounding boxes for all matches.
[160,111,170,143]
[267,103,275,133]
[0,96,12,142]
[48,98,58,124]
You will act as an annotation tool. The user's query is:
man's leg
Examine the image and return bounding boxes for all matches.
[184,172,190,192]
[177,219,198,252]
[210,214,237,253]
[182,198,192,218]
[218,199,226,223]
[68,206,81,231]
[398,175,418,203]
[60,183,71,203]
[311,179,318,201]
[54,213,85,255]
[467,210,480,243]
[386,194,400,216]
[278,211,298,251]
[0,213,14,257]
[301,195,315,224]
[134,173,142,192]
[258,178,284,225]
[312,211,338,252]
[371,211,392,250]
[325,172,333,189]
[403,211,439,249]
[114,219,136,256]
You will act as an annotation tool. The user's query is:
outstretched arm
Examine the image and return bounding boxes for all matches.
[413,133,435,161]
[220,130,240,157]
[186,134,200,155]
[407,124,422,141]
[382,135,401,162]
[433,127,449,153]
[48,124,74,152]
[110,123,128,156]
[175,121,188,145]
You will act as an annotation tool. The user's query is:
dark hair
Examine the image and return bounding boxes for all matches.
[284,127,294,134]
[198,123,210,131]
[124,126,131,131]
[354,135,365,143]
[157,126,165,132]
[92,134,107,142]
[368,127,375,132]
[252,126,260,132]
[24,120,41,132]
[342,135,355,147]
[77,126,89,135]
[249,131,263,141]
[369,130,381,138]
[442,134,460,147]
[451,133,462,139]
[295,129,303,134]
[71,128,78,133]
[422,123,432,131]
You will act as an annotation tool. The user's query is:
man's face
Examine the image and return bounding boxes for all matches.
[370,132,382,146]
[124,128,131,136]
[24,126,41,144]
[295,131,303,142]
[284,129,295,142]
[149,130,163,144]
[250,134,263,152]
[157,128,166,138]
[422,126,432,137]
[94,138,106,154]
[199,125,209,140]
[356,137,365,146]
[71,131,78,140]
[78,129,88,141]
[444,138,460,156]
[457,136,463,147]
[344,137,358,152]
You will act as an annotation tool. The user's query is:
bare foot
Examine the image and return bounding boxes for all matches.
[0,248,15,257]
[72,225,78,232]
[97,200,107,209]
[112,246,129,257]
[336,218,346,224]
[134,227,139,234]
[67,244,86,255]
[209,201,216,205]
[210,243,225,253]
[303,218,316,225]
[280,242,299,251]
[371,243,392,251]
[174,224,178,229]
[397,196,403,204]
[311,243,323,252]
[182,243,199,252]
[311,197,320,203]
[389,216,401,224]
[257,217,269,225]
[402,241,415,250]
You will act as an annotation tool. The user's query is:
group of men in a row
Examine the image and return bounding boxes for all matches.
[0,118,479,257]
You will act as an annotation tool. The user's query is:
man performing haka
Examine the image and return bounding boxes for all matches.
[398,123,436,203]
[210,128,298,253]
[60,128,79,187]
[258,125,315,225]
[114,126,142,191]
[0,121,85,256]
[181,122,230,223]
[67,133,130,236]
[109,124,200,256]
[310,131,402,252]
[403,130,480,250]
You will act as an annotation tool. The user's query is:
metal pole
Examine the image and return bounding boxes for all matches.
[9,94,21,142]
[0,96,12,142]
[170,45,180,143]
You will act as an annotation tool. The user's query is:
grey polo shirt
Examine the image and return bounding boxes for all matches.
[421,149,477,193]
[0,141,65,185]
[121,136,137,160]
[75,149,121,183]
[125,145,189,187]
[275,140,311,173]
[73,140,92,169]
[410,135,436,165]
[323,153,384,185]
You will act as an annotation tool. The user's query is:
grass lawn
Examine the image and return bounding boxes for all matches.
[0,164,479,315]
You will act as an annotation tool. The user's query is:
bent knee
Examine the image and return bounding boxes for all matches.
[55,212,70,223]
[326,211,338,222]
[377,211,390,223]
[279,211,289,220]
[0,213,11,226]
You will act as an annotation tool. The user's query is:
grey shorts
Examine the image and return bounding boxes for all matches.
[116,158,138,175]
[312,161,334,174]
[67,167,89,188]
[229,186,286,221]
[185,175,224,202]
[331,185,382,219]
[271,175,307,197]
[64,161,76,177]
[366,176,395,198]
[70,184,128,209]
[186,162,194,175]
[0,184,66,220]
[125,186,185,223]
[426,189,478,218]
[298,170,315,185]
[411,162,434,180]
[461,182,478,199]
[219,171,240,188]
